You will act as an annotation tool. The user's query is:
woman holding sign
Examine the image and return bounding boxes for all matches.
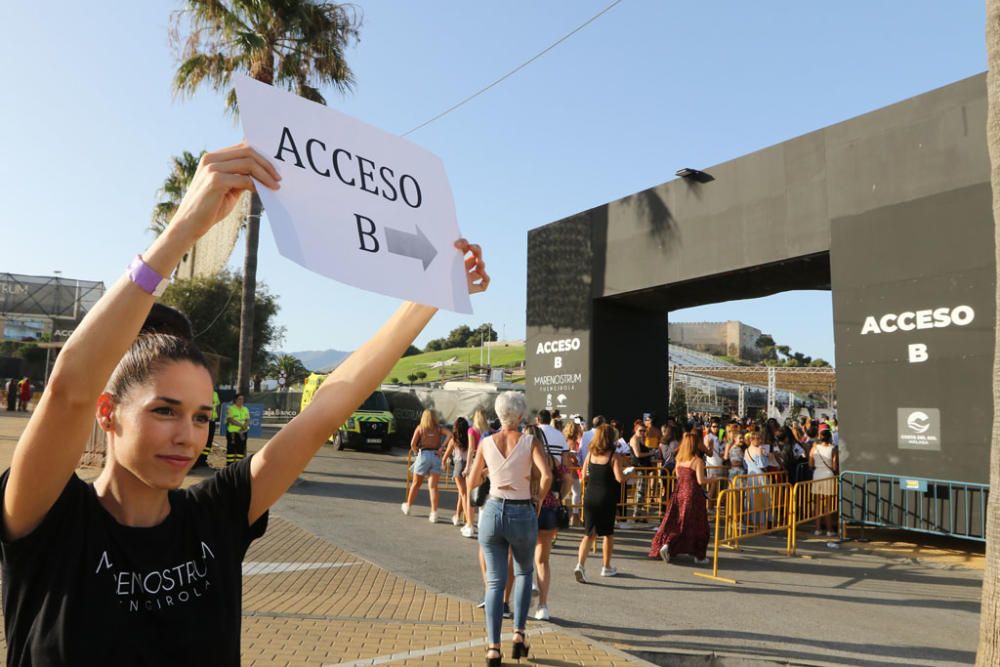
[0,143,489,665]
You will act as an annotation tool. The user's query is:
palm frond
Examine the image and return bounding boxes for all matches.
[225,87,239,116]
[150,149,205,236]
[173,0,361,111]
[296,82,325,105]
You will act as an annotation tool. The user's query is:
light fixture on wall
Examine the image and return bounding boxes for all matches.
[675,167,715,183]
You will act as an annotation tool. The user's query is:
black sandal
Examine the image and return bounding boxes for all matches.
[486,646,502,666]
[512,630,530,661]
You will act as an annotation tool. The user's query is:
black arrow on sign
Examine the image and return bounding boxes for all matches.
[385,225,437,270]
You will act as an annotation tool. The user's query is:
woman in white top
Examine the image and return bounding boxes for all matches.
[467,392,552,666]
[809,429,839,537]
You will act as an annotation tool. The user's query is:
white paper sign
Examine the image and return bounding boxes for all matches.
[235,75,472,313]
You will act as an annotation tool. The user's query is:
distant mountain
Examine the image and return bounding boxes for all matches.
[289,349,351,373]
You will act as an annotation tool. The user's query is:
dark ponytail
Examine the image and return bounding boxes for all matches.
[105,304,209,400]
[106,334,210,401]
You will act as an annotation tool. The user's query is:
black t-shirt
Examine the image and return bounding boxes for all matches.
[0,457,268,666]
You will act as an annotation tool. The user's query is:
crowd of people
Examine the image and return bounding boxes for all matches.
[3,377,32,412]
[400,398,841,663]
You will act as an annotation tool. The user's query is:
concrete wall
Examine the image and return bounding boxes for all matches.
[527,74,993,486]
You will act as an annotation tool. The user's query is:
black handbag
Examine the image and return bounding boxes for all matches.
[555,504,570,530]
[471,476,491,507]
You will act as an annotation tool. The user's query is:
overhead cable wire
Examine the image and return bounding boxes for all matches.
[193,287,236,338]
[401,0,624,137]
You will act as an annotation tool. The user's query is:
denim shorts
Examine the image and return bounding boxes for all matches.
[412,450,443,476]
[537,506,560,531]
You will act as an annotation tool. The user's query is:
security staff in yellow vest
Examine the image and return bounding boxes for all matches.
[226,393,250,465]
[197,389,221,467]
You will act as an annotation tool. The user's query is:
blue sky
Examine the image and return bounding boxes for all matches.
[0,1,986,363]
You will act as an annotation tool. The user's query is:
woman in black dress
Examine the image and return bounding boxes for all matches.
[573,424,628,582]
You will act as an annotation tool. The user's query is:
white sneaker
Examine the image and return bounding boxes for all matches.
[452,514,461,526]
[694,557,710,565]
[400,503,411,516]
[813,530,824,536]
[428,511,438,523]
[825,531,838,538]
[534,605,550,621]
[460,524,475,538]
[658,544,670,564]
[573,564,587,583]
[600,566,618,577]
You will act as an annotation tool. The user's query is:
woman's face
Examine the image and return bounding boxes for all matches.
[106,361,214,490]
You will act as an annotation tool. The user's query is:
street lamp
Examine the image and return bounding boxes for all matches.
[675,167,715,183]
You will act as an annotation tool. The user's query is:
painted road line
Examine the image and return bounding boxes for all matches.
[242,561,359,576]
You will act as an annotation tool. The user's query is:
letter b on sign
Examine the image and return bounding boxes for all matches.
[908,344,928,363]
[355,214,380,253]
[554,356,562,369]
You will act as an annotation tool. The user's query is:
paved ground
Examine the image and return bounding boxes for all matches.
[0,414,985,665]
[275,440,983,667]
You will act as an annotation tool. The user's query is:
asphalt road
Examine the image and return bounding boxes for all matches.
[270,443,982,667]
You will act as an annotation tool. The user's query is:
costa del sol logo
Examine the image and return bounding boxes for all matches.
[907,411,931,434]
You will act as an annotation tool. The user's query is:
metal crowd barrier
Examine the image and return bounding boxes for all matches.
[839,470,988,542]
[620,467,671,523]
[788,477,840,555]
[617,465,732,523]
[402,455,796,542]
[694,481,793,584]
[730,470,788,489]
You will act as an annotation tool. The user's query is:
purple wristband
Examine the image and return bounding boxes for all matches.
[127,255,168,297]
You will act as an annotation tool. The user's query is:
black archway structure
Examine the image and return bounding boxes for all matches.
[526,74,995,530]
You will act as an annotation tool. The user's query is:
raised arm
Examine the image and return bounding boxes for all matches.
[4,144,278,540]
[247,242,489,523]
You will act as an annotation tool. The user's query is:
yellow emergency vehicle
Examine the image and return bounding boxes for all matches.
[300,373,396,451]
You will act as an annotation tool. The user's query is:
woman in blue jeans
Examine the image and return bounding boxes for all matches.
[467,392,553,666]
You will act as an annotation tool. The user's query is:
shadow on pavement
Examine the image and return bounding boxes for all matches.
[559,623,975,666]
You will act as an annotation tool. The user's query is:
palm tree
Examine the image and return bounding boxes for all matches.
[150,150,204,236]
[268,353,310,387]
[171,0,360,393]
[981,3,1000,662]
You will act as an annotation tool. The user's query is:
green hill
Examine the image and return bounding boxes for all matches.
[384,344,525,385]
